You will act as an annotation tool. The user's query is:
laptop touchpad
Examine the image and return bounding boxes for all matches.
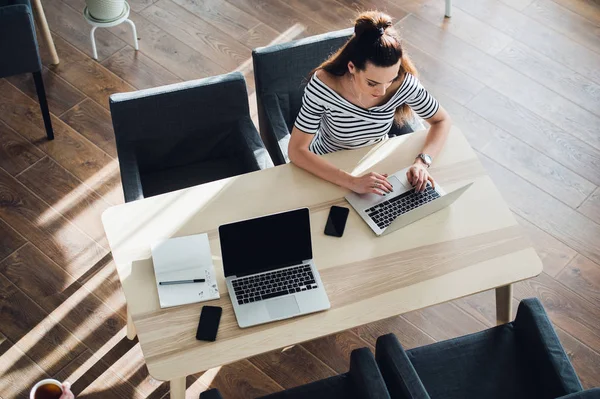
[266,296,300,319]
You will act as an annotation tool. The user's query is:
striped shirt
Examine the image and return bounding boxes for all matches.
[294,72,440,155]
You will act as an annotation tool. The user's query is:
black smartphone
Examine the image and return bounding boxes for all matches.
[324,206,350,237]
[196,305,222,341]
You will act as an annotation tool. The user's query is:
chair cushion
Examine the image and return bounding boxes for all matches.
[406,324,537,399]
[140,157,253,198]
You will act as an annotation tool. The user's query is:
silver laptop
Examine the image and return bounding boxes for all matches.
[219,208,330,328]
[346,167,472,236]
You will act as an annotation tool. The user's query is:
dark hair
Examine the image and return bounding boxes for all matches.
[312,11,418,123]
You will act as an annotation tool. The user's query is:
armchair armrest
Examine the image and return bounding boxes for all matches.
[199,388,224,399]
[261,93,290,165]
[557,388,600,399]
[375,334,430,399]
[237,117,274,170]
[514,298,583,396]
[115,141,144,202]
[348,347,391,399]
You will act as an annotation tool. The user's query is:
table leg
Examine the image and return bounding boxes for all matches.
[170,377,186,399]
[127,310,137,340]
[495,284,513,325]
[30,0,59,65]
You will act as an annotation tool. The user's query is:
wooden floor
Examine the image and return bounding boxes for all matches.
[1,0,599,397]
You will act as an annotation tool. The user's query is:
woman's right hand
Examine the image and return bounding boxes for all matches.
[349,172,393,195]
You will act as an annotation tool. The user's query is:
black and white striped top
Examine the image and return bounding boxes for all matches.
[294,72,440,155]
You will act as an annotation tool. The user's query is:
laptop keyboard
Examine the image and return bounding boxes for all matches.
[232,264,318,306]
[366,185,441,230]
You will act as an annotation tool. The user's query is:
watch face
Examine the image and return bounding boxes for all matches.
[422,154,432,165]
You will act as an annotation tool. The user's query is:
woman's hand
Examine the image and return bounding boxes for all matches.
[349,172,393,195]
[59,382,75,399]
[407,162,435,192]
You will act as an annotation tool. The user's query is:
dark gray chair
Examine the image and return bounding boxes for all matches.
[252,28,353,165]
[375,298,599,399]
[0,0,53,140]
[109,72,273,202]
[200,347,391,399]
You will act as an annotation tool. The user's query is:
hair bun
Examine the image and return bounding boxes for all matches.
[354,11,393,38]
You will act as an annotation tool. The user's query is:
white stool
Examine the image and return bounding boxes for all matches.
[83,1,138,60]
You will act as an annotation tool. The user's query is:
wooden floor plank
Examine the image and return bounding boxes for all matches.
[16,157,112,248]
[171,0,263,40]
[498,0,535,10]
[237,23,283,50]
[354,315,436,349]
[101,46,182,90]
[496,41,600,117]
[0,332,49,399]
[109,11,228,81]
[424,85,597,208]
[59,98,117,159]
[0,168,107,281]
[514,215,577,277]
[0,80,122,203]
[0,272,85,376]
[523,0,600,55]
[195,360,283,399]
[466,88,600,187]
[224,0,326,38]
[0,121,44,177]
[454,0,600,85]
[578,187,600,225]
[556,327,600,389]
[548,0,600,26]
[403,42,485,105]
[45,36,136,110]
[281,0,357,31]
[399,0,513,55]
[76,255,127,320]
[557,255,600,307]
[0,218,26,264]
[5,68,86,117]
[478,154,600,265]
[403,301,487,341]
[141,0,251,71]
[249,345,336,390]
[301,331,372,374]
[43,0,127,62]
[513,272,600,354]
[400,13,600,152]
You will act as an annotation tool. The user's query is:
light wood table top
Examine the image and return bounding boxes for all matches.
[102,127,542,382]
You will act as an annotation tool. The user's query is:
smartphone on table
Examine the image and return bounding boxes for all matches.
[324,206,350,237]
[196,305,222,341]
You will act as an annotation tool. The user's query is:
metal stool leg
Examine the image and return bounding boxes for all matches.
[90,26,98,60]
[125,18,138,50]
[445,0,452,17]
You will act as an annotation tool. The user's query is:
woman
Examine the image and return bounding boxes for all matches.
[288,11,451,194]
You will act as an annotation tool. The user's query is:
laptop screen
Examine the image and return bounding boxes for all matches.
[219,208,313,277]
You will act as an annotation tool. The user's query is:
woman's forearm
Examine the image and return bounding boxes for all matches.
[289,148,354,190]
[419,118,451,161]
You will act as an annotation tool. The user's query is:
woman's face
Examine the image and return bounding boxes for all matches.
[349,60,402,98]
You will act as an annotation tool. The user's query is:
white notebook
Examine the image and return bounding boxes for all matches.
[151,234,220,308]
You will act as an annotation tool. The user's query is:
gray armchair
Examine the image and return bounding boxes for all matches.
[252,28,353,165]
[109,72,273,202]
[200,347,391,399]
[375,298,598,399]
[0,0,53,140]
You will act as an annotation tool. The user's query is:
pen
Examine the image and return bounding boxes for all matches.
[159,279,206,285]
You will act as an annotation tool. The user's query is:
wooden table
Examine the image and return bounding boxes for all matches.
[101,127,542,398]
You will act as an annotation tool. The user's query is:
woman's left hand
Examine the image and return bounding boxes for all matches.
[406,162,435,192]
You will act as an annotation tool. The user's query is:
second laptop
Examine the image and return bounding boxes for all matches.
[219,208,330,328]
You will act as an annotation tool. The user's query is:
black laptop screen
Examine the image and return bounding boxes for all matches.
[219,208,313,277]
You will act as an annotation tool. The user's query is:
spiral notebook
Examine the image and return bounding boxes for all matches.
[151,233,220,308]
